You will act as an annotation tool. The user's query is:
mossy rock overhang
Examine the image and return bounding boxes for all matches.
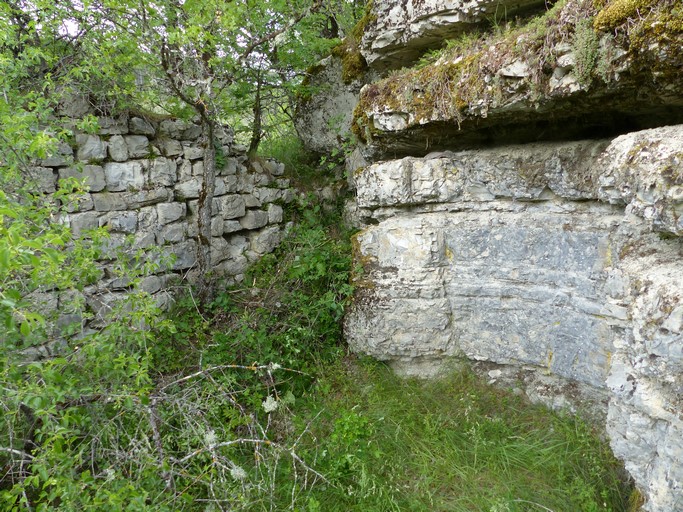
[353,0,683,158]
[360,0,548,71]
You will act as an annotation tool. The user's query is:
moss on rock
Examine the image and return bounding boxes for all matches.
[593,0,657,31]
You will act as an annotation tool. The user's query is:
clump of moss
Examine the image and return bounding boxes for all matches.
[351,0,376,42]
[330,1,375,84]
[593,0,657,31]
[331,38,368,84]
[621,0,683,76]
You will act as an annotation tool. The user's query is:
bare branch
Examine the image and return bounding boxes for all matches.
[0,446,34,460]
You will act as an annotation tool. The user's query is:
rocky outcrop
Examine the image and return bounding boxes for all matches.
[346,126,683,510]
[30,112,295,336]
[353,0,683,158]
[295,56,376,155]
[309,0,683,510]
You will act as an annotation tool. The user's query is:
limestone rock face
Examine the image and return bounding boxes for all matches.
[360,0,544,70]
[295,55,376,155]
[300,1,683,507]
[345,126,683,511]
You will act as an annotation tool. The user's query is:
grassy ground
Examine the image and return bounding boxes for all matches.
[285,358,632,512]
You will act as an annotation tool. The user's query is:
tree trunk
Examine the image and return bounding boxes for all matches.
[196,119,216,302]
[248,72,263,158]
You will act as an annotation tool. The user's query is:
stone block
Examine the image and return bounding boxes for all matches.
[192,161,204,176]
[214,178,226,196]
[108,135,129,162]
[177,159,193,181]
[92,192,128,211]
[124,135,150,158]
[214,255,249,276]
[65,193,94,213]
[254,172,272,186]
[221,157,238,175]
[251,226,281,254]
[102,211,138,233]
[222,175,238,193]
[224,220,243,233]
[97,116,129,135]
[253,187,281,204]
[210,236,230,263]
[30,166,56,193]
[129,117,156,136]
[218,194,246,219]
[139,275,163,294]
[59,165,106,192]
[183,145,203,160]
[243,194,261,208]
[159,119,191,138]
[133,231,157,249]
[211,216,224,236]
[174,178,202,200]
[267,204,284,224]
[69,211,100,236]
[76,134,107,162]
[125,188,171,209]
[158,138,183,157]
[137,206,158,230]
[149,157,176,187]
[160,223,186,243]
[263,159,285,176]
[104,161,145,191]
[240,210,269,230]
[182,124,202,140]
[157,202,186,224]
[165,239,197,270]
[237,173,255,191]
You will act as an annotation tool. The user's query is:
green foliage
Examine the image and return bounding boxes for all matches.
[204,198,353,376]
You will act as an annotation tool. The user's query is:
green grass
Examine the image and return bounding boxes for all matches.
[286,358,631,512]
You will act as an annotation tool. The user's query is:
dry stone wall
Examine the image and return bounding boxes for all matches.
[33,113,295,332]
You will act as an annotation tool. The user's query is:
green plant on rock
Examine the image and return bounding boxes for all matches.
[573,18,601,86]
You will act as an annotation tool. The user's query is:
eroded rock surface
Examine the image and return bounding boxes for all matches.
[345,126,683,511]
[295,56,373,154]
[353,0,683,158]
